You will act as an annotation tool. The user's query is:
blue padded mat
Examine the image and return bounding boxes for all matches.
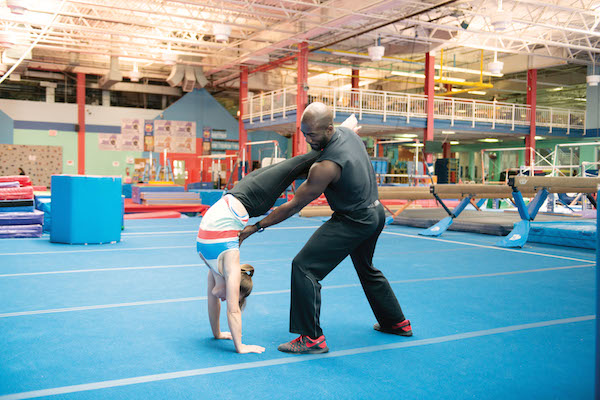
[528,220,596,249]
[0,209,44,225]
[0,223,42,238]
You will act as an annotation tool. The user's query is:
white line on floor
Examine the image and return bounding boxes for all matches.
[0,264,591,318]
[0,315,593,400]
[381,231,595,263]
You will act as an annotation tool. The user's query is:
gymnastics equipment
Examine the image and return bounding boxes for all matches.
[124,211,181,220]
[240,140,280,178]
[131,184,185,204]
[50,175,122,244]
[0,224,42,238]
[550,141,600,179]
[418,184,535,237]
[0,210,43,225]
[497,176,600,248]
[480,146,553,184]
[0,175,31,185]
[198,154,238,190]
[0,185,33,200]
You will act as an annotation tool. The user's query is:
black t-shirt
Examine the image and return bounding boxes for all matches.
[317,127,378,213]
[229,150,320,217]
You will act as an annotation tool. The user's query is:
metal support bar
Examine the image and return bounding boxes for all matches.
[512,189,531,221]
[433,193,453,216]
[527,188,549,220]
[586,192,597,209]
[451,196,473,218]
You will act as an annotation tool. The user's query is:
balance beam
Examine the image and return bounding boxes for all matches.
[496,176,600,248]
[419,184,538,237]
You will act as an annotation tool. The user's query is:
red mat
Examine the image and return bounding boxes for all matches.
[0,176,31,186]
[124,198,209,215]
[0,186,34,200]
[124,211,182,220]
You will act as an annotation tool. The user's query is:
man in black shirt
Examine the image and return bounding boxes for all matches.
[239,102,410,354]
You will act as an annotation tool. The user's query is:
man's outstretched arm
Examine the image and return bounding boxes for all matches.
[239,160,340,244]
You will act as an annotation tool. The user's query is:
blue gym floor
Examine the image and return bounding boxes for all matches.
[0,215,596,399]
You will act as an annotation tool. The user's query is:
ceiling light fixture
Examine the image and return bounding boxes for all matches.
[468,91,487,95]
[450,141,459,145]
[587,75,600,86]
[130,62,141,82]
[442,130,455,134]
[390,70,466,82]
[213,23,231,42]
[488,51,503,75]
[7,0,28,14]
[367,35,385,62]
[479,138,500,143]
[435,65,502,77]
[490,0,511,31]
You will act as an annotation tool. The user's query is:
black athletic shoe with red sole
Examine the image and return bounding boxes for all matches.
[277,335,329,354]
[374,319,413,336]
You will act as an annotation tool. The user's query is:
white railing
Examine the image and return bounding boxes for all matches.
[241,86,586,132]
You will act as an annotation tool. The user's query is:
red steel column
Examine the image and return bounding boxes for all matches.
[76,73,86,175]
[294,42,308,156]
[351,68,359,108]
[443,141,451,158]
[238,66,249,175]
[423,52,435,163]
[526,69,537,167]
[239,66,248,153]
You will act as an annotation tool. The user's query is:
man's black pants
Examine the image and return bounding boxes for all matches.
[289,203,405,338]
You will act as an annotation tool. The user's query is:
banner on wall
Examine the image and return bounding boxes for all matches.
[173,121,196,153]
[98,134,121,151]
[153,120,174,152]
[202,126,212,142]
[121,118,144,151]
[143,120,155,152]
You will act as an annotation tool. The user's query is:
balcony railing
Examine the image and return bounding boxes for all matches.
[242,86,586,133]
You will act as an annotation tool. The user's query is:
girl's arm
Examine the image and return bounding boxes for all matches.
[207,271,231,339]
[222,251,265,354]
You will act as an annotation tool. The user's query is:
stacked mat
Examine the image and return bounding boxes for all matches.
[131,184,202,205]
[0,176,44,238]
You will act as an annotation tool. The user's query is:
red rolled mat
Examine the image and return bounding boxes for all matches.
[0,186,34,200]
[0,176,32,186]
[124,211,182,220]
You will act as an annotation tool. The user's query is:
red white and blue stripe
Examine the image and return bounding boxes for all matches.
[196,195,249,275]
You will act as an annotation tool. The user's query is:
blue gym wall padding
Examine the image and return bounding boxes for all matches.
[50,175,122,244]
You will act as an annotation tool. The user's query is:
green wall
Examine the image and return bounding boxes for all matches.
[13,129,142,177]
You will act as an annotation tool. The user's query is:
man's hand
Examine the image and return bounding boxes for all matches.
[238,224,258,245]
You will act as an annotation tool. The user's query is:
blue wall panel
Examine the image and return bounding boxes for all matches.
[0,108,13,144]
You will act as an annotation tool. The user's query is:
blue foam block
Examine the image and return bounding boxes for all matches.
[528,221,596,249]
[122,183,133,199]
[188,189,224,207]
[50,175,122,244]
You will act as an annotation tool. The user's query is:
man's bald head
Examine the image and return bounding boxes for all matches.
[300,102,335,151]
[301,102,333,131]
